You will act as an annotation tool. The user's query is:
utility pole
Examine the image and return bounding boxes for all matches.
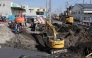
[49,0,51,22]
[46,0,51,22]
[90,0,92,4]
[82,0,84,23]
[65,2,69,16]
[46,0,48,18]
[83,0,84,4]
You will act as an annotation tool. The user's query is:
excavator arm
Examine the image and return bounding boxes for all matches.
[45,20,58,40]
[43,20,66,54]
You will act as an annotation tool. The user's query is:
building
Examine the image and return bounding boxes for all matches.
[25,7,47,18]
[72,4,92,22]
[0,0,47,19]
[0,0,25,18]
[34,7,46,18]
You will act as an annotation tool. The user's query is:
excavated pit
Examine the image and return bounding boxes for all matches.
[1,23,92,58]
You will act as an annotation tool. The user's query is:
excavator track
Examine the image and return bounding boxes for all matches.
[50,49,68,54]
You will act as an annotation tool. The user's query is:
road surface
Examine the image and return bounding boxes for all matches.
[0,47,49,58]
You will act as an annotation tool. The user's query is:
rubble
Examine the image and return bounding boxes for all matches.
[53,23,92,56]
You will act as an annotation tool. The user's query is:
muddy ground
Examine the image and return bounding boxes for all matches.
[0,23,92,58]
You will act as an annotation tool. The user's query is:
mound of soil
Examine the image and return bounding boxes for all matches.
[1,33,37,51]
[0,24,15,44]
[53,23,92,56]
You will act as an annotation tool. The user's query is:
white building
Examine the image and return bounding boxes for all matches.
[0,0,25,18]
[72,4,92,22]
[0,0,46,19]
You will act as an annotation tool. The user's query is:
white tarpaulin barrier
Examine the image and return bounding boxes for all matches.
[34,16,45,24]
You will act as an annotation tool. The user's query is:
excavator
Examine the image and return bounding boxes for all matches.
[43,20,67,54]
[8,11,26,34]
[61,8,74,24]
[54,14,60,20]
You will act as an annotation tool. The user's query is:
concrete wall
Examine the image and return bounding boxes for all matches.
[72,4,83,21]
[0,0,11,17]
[22,5,36,16]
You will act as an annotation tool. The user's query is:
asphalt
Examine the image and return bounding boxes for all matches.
[0,47,48,58]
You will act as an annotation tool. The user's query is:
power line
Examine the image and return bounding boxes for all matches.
[70,0,80,5]
[67,0,74,2]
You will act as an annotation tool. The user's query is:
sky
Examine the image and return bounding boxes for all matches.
[12,0,91,13]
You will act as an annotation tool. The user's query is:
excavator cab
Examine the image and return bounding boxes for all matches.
[62,8,74,24]
[62,15,74,24]
[47,34,64,49]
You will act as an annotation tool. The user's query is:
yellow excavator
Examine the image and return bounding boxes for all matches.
[43,20,67,54]
[54,14,60,20]
[62,8,74,24]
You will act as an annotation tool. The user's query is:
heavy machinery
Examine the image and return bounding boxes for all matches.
[61,8,74,24]
[9,11,26,34]
[54,14,60,20]
[43,20,67,54]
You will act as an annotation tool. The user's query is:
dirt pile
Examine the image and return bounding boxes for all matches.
[1,34,37,51]
[53,23,92,47]
[53,23,92,56]
[0,24,15,44]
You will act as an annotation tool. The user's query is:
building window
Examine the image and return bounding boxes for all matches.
[37,9,39,11]
[36,12,44,15]
[30,10,33,13]
[21,6,25,8]
[76,12,77,14]
[43,9,45,11]
[79,11,80,14]
[74,12,75,14]
[3,4,5,6]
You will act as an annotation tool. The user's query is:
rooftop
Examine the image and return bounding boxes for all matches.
[78,4,92,9]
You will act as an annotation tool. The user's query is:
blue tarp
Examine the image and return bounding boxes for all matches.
[8,15,15,21]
